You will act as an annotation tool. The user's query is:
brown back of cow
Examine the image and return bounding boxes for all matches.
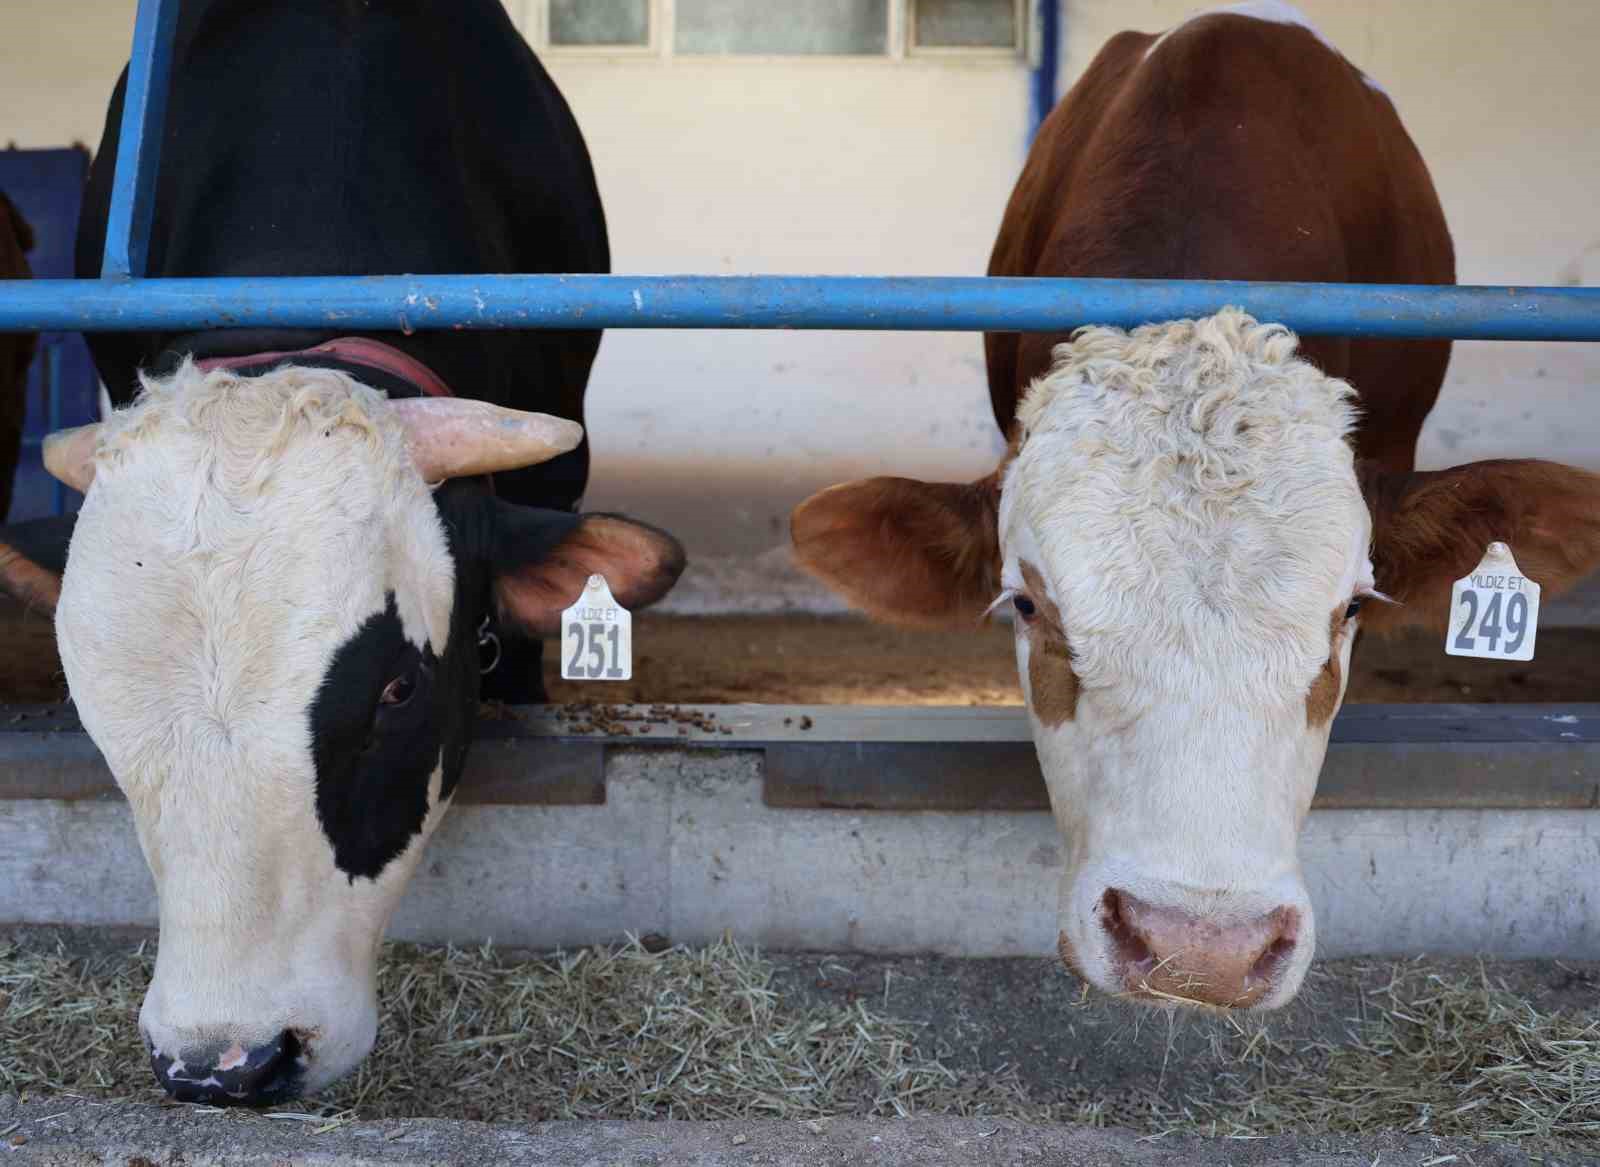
[0,190,37,522]
[985,15,1454,474]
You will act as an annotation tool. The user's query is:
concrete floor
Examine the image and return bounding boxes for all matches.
[0,1096,1581,1167]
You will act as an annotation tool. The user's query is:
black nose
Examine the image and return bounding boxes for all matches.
[150,1030,303,1106]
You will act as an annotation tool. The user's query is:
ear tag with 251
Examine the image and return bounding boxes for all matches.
[560,574,632,681]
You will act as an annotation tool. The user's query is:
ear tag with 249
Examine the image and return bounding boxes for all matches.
[1445,542,1539,662]
[561,574,632,681]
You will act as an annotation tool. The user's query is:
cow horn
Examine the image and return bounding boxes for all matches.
[389,397,584,482]
[42,423,103,494]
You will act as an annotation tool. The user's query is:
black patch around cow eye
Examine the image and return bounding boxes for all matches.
[1345,598,1364,621]
[380,673,417,706]
[309,594,442,881]
[1013,594,1037,619]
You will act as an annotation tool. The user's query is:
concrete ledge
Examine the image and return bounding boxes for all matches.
[4,703,1599,810]
[0,1097,1557,1167]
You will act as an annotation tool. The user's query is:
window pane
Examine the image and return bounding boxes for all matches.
[915,0,1016,48]
[676,0,888,55]
[550,0,649,46]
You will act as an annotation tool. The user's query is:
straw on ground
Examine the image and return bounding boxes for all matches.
[1,936,1595,1143]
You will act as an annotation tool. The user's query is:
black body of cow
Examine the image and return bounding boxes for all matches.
[0,190,36,522]
[73,0,609,705]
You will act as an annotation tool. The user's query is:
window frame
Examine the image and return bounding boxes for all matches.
[905,0,1028,60]
[526,0,662,58]
[515,0,1033,64]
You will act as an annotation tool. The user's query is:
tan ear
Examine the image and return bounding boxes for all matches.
[1361,458,1600,634]
[43,424,102,494]
[790,471,1002,629]
[493,510,686,635]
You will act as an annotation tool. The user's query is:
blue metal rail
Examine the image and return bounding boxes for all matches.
[3,275,1599,340]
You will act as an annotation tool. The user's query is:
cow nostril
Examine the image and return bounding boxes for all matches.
[1099,888,1155,971]
[150,1029,303,1106]
[1247,907,1301,986]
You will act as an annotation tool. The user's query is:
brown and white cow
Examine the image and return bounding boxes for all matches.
[792,2,1600,1011]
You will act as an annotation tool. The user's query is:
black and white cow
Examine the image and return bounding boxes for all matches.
[0,0,683,1104]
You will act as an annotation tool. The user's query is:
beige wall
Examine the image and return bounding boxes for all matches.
[1,2,127,150]
[2,2,1597,575]
[543,52,1027,553]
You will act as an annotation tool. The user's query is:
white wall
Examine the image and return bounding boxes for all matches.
[2,1,1597,582]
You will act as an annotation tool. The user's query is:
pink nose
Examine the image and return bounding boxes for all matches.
[1099,889,1299,1008]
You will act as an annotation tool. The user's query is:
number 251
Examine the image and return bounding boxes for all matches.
[566,622,624,678]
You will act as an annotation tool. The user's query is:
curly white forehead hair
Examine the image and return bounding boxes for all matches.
[1015,308,1358,465]
[96,358,411,500]
[1001,308,1369,699]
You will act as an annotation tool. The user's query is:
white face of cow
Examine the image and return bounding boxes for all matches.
[995,313,1373,1007]
[54,364,458,1098]
[11,359,687,1103]
[785,308,1600,1013]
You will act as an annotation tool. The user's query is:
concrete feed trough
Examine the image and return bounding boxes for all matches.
[2,701,1597,959]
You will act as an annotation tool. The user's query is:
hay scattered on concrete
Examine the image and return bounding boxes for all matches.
[2,937,1597,1142]
[1174,960,1600,1141]
[0,936,1006,1123]
[0,936,152,1099]
[323,936,995,1121]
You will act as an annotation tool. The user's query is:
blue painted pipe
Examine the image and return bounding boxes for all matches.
[1,275,1598,340]
[1030,0,1060,143]
[100,0,179,279]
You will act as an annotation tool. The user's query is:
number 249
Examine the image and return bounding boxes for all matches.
[1454,590,1530,654]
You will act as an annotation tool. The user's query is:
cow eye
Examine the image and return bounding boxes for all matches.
[1344,598,1364,621]
[380,673,417,707]
[1013,594,1038,620]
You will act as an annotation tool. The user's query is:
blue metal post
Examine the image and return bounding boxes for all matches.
[100,0,181,280]
[1,275,1598,341]
[1029,0,1060,143]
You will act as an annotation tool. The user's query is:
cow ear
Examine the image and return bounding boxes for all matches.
[1361,458,1600,634]
[0,516,77,616]
[490,501,685,635]
[790,472,1002,629]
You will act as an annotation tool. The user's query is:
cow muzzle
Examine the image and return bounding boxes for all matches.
[147,1029,306,1106]
[1091,888,1302,1009]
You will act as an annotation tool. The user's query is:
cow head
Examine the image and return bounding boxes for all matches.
[0,360,683,1102]
[792,309,1600,1011]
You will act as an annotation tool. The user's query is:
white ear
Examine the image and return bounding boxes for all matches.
[388,398,583,483]
[42,423,103,494]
